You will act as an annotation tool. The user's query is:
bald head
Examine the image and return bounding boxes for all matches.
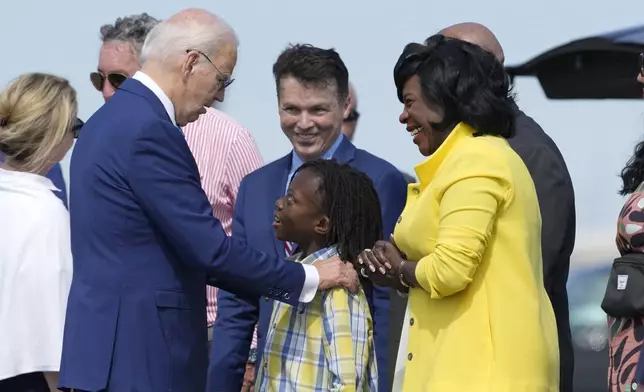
[438,22,505,64]
[342,82,359,141]
[348,83,357,110]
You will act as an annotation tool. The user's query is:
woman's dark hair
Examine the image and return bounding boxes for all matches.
[294,159,382,265]
[393,34,516,137]
[619,139,644,195]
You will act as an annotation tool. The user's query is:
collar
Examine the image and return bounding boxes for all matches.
[291,245,339,265]
[132,71,177,127]
[290,132,345,172]
[0,167,60,192]
[414,122,475,186]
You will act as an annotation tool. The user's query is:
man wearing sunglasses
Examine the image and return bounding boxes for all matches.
[90,12,264,381]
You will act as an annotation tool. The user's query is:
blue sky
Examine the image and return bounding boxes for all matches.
[2,0,642,264]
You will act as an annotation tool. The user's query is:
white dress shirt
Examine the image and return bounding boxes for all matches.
[0,168,72,380]
[131,72,319,303]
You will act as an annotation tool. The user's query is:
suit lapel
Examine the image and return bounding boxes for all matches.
[269,154,292,257]
[332,137,357,165]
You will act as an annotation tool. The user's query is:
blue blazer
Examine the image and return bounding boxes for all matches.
[208,139,408,392]
[58,79,309,392]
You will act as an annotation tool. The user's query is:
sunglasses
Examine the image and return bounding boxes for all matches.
[344,108,360,123]
[71,118,84,139]
[90,72,128,92]
[640,53,644,77]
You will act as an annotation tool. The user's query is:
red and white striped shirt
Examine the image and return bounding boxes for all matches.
[182,107,263,349]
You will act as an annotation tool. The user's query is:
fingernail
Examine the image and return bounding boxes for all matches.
[358,257,363,265]
[369,265,375,272]
[379,267,386,274]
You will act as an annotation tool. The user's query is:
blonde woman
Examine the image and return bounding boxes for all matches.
[0,73,80,392]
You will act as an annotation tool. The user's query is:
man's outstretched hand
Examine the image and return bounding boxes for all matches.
[314,256,359,293]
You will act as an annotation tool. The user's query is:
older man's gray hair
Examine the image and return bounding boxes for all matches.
[140,10,238,64]
[100,13,160,56]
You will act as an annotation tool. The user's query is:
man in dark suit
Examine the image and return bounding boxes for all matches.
[58,10,357,392]
[208,44,408,392]
[439,22,577,392]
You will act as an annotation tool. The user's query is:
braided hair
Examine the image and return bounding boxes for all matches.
[294,159,383,265]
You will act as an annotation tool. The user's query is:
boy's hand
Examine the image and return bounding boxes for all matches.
[240,362,255,392]
[315,256,359,293]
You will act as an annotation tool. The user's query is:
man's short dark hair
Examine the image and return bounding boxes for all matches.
[272,44,349,102]
[393,34,516,138]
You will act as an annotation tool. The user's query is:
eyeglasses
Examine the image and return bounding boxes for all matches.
[640,53,644,77]
[90,72,128,92]
[344,108,360,123]
[186,49,235,91]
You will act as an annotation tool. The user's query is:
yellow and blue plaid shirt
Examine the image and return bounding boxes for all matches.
[254,246,378,391]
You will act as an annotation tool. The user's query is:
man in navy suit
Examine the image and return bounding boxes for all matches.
[58,10,358,392]
[209,44,408,392]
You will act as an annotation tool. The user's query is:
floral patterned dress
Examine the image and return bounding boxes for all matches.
[610,183,644,392]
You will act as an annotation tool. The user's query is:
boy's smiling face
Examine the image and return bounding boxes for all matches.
[273,168,330,247]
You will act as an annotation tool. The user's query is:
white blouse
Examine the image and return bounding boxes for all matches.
[0,168,72,381]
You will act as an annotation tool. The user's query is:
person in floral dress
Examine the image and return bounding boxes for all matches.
[608,54,644,392]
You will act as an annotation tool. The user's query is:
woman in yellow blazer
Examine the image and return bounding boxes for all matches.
[359,36,559,391]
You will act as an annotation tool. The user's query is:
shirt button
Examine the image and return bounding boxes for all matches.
[273,323,276,329]
[397,216,402,223]
[409,317,415,326]
[412,188,420,194]
[408,353,413,361]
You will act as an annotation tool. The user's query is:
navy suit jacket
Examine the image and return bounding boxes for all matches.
[208,139,408,392]
[58,79,309,392]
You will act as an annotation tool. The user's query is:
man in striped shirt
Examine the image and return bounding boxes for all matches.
[91,14,264,378]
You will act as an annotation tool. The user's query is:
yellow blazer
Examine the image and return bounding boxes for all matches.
[394,123,559,392]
